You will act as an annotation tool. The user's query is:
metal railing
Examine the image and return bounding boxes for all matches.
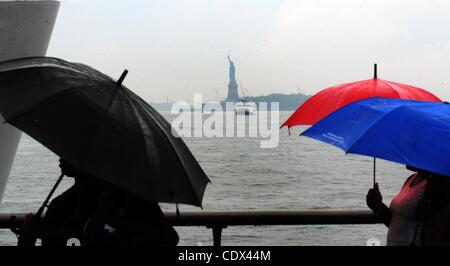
[0,210,383,246]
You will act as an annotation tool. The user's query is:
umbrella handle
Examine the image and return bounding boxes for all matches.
[373,157,376,187]
[36,174,65,217]
[15,174,65,247]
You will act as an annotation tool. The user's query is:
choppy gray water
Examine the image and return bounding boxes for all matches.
[0,112,409,246]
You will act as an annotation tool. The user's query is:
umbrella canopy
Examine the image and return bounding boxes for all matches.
[282,74,442,128]
[0,57,210,207]
[302,97,450,176]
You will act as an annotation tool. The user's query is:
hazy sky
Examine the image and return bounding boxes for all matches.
[48,0,450,102]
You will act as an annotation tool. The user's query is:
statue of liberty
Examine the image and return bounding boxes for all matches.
[226,55,239,101]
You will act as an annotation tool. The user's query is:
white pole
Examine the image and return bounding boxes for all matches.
[0,0,60,203]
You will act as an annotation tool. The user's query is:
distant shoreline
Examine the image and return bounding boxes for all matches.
[149,93,309,112]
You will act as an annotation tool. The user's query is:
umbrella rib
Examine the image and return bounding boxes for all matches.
[376,79,403,98]
[345,104,411,156]
[128,92,202,203]
[1,64,103,81]
[124,90,207,205]
[97,91,204,205]
[0,56,113,83]
[122,92,159,202]
[77,83,122,172]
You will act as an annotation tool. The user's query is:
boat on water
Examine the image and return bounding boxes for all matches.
[234,100,256,115]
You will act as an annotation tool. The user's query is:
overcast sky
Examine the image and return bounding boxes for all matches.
[48,0,450,103]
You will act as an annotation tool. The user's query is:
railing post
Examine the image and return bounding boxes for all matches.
[207,225,226,247]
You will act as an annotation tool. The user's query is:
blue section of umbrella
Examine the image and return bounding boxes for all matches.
[301,97,450,177]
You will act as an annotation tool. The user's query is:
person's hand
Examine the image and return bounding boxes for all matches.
[20,213,47,236]
[366,183,383,211]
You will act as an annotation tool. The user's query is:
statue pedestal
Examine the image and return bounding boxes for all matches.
[0,0,60,202]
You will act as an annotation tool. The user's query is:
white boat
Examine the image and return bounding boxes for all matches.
[234,100,256,115]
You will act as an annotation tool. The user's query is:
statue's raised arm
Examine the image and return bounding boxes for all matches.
[227,55,235,80]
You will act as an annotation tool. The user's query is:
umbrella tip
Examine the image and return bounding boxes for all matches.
[374,64,377,79]
[117,69,129,86]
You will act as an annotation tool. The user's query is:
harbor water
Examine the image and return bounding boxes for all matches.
[0,111,410,246]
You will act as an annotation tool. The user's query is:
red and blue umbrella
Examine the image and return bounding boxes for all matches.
[302,97,450,177]
[282,65,442,128]
[283,65,442,184]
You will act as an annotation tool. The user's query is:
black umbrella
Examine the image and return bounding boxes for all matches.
[0,57,210,207]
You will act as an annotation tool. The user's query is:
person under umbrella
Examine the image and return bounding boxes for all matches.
[83,186,179,246]
[302,97,450,246]
[0,57,210,246]
[20,159,179,246]
[282,65,442,186]
[367,166,450,246]
[19,159,109,246]
[0,57,210,208]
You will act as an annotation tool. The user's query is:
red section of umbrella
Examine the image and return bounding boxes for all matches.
[282,77,442,128]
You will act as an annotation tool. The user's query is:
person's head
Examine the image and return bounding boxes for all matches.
[406,165,426,173]
[406,165,420,172]
[405,165,433,177]
[59,159,86,178]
